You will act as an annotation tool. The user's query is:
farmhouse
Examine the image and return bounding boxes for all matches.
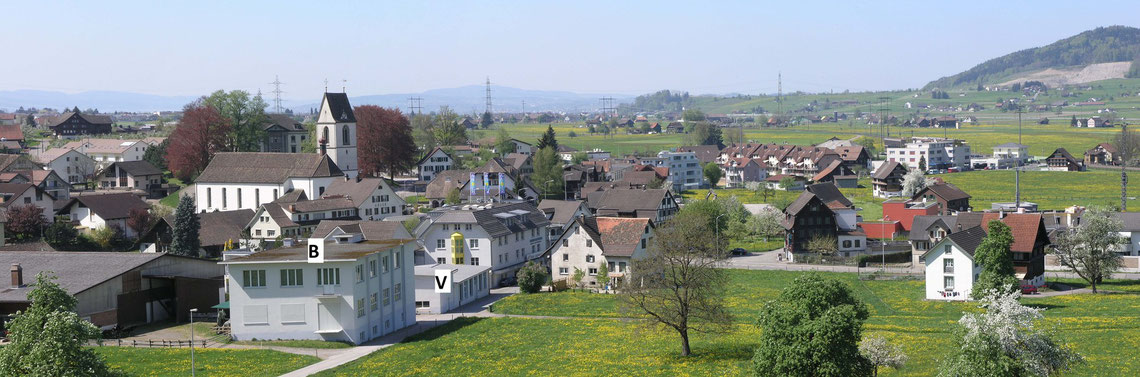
[1045,148,1084,171]
[98,160,164,197]
[912,182,971,215]
[47,112,113,137]
[1084,143,1120,166]
[585,187,678,223]
[57,192,150,238]
[547,216,654,289]
[871,161,908,198]
[139,209,256,257]
[783,183,865,256]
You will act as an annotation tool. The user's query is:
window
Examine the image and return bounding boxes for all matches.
[356,298,365,317]
[563,239,568,247]
[469,239,479,248]
[586,255,595,263]
[944,276,955,290]
[465,224,472,230]
[944,244,952,254]
[280,269,303,287]
[369,260,377,277]
[342,125,351,145]
[317,268,340,286]
[619,262,627,272]
[641,239,646,248]
[416,301,431,308]
[588,268,598,276]
[843,240,852,248]
[237,188,242,208]
[242,270,266,287]
[559,267,569,275]
[394,283,402,301]
[437,239,446,249]
[395,251,401,268]
[944,259,954,274]
[562,254,569,261]
[586,239,593,248]
[222,188,227,208]
[382,256,391,273]
[608,262,615,272]
[437,257,446,264]
[470,257,479,265]
[370,293,378,311]
[207,188,212,207]
[354,264,364,282]
[383,288,391,306]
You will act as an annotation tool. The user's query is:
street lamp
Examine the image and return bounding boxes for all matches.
[882,216,891,271]
[715,213,728,255]
[189,308,198,377]
[543,180,554,200]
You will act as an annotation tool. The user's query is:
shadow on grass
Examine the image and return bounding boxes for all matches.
[402,317,484,344]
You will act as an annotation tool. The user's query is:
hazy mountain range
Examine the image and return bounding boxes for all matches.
[0,85,633,114]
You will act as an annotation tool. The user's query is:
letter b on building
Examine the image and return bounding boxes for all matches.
[307,238,325,263]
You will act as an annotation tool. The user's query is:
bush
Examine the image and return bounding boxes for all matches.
[516,262,548,293]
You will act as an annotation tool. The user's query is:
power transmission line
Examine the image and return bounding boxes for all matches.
[269,75,285,114]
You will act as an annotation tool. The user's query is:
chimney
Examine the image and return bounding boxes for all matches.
[11,263,23,287]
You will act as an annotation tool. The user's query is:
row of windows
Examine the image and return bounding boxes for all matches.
[207,188,279,209]
[240,267,340,288]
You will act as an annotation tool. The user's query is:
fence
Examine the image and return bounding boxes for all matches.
[91,339,215,348]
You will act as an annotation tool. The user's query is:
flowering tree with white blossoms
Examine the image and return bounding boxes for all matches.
[938,290,1082,377]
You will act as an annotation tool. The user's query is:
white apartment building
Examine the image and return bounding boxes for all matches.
[416,202,550,287]
[194,152,344,213]
[654,151,705,191]
[886,137,971,170]
[923,227,986,301]
[221,237,416,345]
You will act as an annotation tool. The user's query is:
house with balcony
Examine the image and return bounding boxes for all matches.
[871,161,908,198]
[98,160,165,198]
[783,183,866,257]
[414,202,550,287]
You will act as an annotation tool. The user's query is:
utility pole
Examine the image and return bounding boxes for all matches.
[269,75,285,114]
[1015,107,1023,209]
[407,97,423,115]
[1124,123,1130,211]
[600,97,615,118]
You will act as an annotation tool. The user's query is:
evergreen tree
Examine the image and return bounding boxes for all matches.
[536,125,558,150]
[1071,115,1079,127]
[170,195,201,257]
[0,273,113,376]
[971,220,1018,299]
[481,111,494,127]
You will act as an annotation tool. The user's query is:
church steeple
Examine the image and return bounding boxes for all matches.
[317,92,358,179]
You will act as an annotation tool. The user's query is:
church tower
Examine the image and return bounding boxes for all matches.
[317,92,358,179]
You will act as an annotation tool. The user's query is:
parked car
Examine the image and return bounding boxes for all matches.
[730,248,748,256]
[947,167,960,173]
[1021,284,1038,295]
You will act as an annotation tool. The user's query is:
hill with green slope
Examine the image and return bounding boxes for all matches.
[924,26,1140,90]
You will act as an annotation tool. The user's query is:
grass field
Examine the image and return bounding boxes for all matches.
[332,269,1140,377]
[96,347,319,376]
[936,169,1136,210]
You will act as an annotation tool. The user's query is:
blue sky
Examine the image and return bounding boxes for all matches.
[2,0,1138,99]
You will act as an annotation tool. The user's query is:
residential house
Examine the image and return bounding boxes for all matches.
[139,209,256,257]
[221,237,416,345]
[57,192,150,238]
[194,153,345,213]
[1086,116,1111,128]
[923,226,986,300]
[323,177,406,221]
[547,216,654,288]
[34,148,96,185]
[0,252,221,329]
[1084,143,1120,166]
[261,114,309,153]
[1045,148,1084,171]
[247,196,359,242]
[0,183,55,221]
[46,112,113,137]
[585,188,678,223]
[416,147,453,182]
[811,160,858,188]
[978,143,1030,169]
[0,124,24,151]
[654,151,705,191]
[783,183,865,256]
[538,199,591,239]
[832,145,871,170]
[509,139,534,155]
[556,145,579,161]
[912,182,972,215]
[676,145,722,165]
[908,213,984,265]
[98,160,164,197]
[1,170,70,201]
[415,202,550,287]
[871,161,908,198]
[413,263,491,314]
[61,139,149,167]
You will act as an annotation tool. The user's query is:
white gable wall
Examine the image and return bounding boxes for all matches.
[924,242,980,301]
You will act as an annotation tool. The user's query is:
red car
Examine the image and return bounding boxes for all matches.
[1021,284,1039,295]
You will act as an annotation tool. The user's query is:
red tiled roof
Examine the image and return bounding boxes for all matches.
[0,124,23,141]
[980,213,1044,253]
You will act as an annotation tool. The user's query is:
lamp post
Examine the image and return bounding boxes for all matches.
[715,213,728,255]
[189,308,198,377]
[543,179,554,200]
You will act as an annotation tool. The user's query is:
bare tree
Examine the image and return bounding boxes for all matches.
[806,233,839,255]
[620,214,733,356]
[1051,207,1125,293]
